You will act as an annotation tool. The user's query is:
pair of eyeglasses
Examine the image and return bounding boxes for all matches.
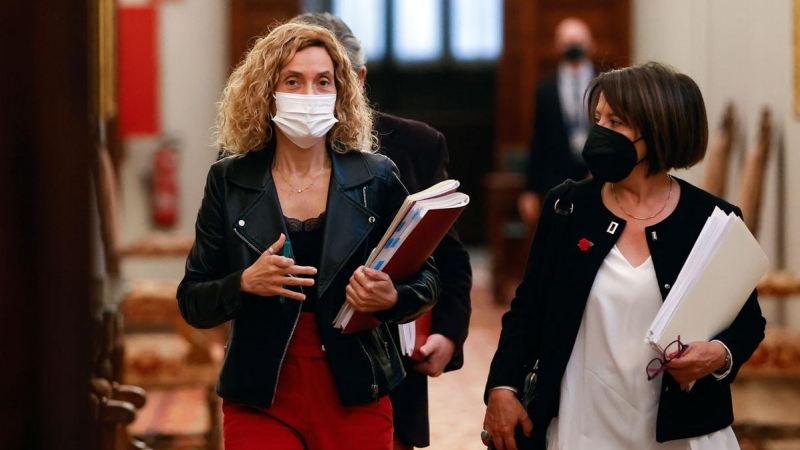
[646,335,688,381]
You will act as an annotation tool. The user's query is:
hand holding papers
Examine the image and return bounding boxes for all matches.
[399,310,432,362]
[333,180,469,334]
[645,207,769,389]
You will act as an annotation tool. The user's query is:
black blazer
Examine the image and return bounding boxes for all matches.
[486,177,766,447]
[375,112,473,369]
[375,112,473,447]
[525,75,589,194]
[178,142,441,408]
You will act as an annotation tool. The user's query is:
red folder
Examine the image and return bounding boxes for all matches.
[377,206,466,282]
[333,184,469,334]
[340,310,382,334]
[406,310,432,362]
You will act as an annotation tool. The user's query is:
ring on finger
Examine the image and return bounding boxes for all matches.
[480,429,492,446]
[267,246,275,255]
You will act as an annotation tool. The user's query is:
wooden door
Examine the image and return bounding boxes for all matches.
[229,0,302,68]
[0,2,92,449]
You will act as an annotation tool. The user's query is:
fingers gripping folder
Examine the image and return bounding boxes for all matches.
[333,179,469,334]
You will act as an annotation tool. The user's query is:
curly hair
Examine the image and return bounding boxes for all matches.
[291,13,366,71]
[215,21,376,155]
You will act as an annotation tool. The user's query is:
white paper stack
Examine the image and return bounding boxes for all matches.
[645,207,769,354]
[399,321,416,357]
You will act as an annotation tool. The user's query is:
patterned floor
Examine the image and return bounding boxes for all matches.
[426,248,508,450]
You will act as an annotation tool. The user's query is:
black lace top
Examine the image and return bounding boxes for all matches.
[285,211,325,312]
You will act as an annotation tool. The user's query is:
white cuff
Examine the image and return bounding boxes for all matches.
[491,385,518,394]
[711,340,733,380]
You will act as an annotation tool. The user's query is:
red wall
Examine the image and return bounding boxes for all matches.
[118,6,159,137]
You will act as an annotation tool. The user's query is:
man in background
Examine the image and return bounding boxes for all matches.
[292,13,473,450]
[518,17,595,227]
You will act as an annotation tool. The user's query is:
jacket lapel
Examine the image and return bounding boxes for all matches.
[226,146,384,300]
[317,151,379,299]
[228,146,288,257]
[556,183,627,342]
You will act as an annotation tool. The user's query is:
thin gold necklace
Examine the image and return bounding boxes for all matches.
[275,163,326,193]
[611,175,673,221]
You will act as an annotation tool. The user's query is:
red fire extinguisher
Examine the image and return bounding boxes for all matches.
[152,140,179,228]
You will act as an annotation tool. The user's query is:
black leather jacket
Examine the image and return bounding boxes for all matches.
[177,143,441,408]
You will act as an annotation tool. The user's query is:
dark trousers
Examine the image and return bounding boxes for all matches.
[391,368,429,447]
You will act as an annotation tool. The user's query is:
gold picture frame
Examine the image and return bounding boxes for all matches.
[795,0,800,115]
[89,0,117,123]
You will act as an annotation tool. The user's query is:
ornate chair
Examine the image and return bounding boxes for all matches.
[483,149,531,303]
[737,107,773,236]
[92,135,223,449]
[702,101,737,198]
[90,135,151,450]
[731,107,800,449]
[119,260,225,450]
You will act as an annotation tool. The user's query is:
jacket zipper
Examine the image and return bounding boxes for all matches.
[233,225,303,407]
[358,336,379,403]
[360,187,385,397]
[272,305,302,406]
[381,324,391,358]
[222,320,234,366]
[233,227,263,256]
[362,186,371,262]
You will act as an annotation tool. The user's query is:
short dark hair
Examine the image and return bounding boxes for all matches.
[586,61,708,174]
[292,13,366,71]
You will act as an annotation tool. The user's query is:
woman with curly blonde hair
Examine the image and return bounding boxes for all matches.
[178,21,441,449]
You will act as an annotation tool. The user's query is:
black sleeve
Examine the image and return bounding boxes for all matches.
[177,165,247,329]
[426,132,473,372]
[484,183,566,399]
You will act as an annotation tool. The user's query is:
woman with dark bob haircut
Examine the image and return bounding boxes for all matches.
[482,61,765,450]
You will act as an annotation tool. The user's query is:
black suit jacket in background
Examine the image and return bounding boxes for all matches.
[375,112,473,447]
[525,75,589,195]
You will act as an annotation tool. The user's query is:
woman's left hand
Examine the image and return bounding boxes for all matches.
[346,266,398,312]
[665,340,728,384]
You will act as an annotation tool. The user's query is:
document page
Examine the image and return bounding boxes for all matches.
[646,207,768,353]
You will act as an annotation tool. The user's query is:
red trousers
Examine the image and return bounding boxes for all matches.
[222,313,393,450]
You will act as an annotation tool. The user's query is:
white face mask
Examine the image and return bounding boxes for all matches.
[272,92,338,149]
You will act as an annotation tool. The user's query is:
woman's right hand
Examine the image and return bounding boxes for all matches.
[240,233,316,300]
[483,388,533,450]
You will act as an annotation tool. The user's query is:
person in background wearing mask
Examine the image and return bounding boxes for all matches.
[178,21,441,449]
[482,62,765,450]
[517,17,595,229]
[291,13,473,450]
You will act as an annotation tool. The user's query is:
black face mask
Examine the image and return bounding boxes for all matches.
[581,125,645,183]
[563,44,586,62]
